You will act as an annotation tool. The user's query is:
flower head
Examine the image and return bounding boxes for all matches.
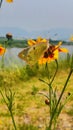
[45,99,50,105]
[39,42,68,64]
[69,35,73,42]
[6,0,13,2]
[0,46,6,56]
[6,33,12,40]
[28,37,47,46]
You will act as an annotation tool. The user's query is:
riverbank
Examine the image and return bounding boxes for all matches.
[0,44,73,68]
[0,65,73,130]
[0,52,73,130]
[0,46,73,130]
[0,37,73,48]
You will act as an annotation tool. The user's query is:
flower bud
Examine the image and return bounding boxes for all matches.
[45,99,50,105]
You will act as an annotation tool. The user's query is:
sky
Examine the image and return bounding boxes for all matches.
[0,0,73,31]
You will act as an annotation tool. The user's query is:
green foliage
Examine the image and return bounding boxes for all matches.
[67,107,73,116]
[0,88,16,130]
[58,53,72,71]
[40,61,73,130]
[31,85,39,95]
[0,54,72,88]
[0,37,27,48]
[0,68,20,87]
[18,124,38,130]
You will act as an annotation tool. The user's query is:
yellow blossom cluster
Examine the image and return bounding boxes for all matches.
[28,37,68,64]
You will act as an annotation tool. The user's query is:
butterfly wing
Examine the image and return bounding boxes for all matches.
[18,47,30,61]
[18,41,49,65]
[27,42,48,65]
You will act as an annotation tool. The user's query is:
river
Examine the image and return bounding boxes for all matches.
[0,45,73,67]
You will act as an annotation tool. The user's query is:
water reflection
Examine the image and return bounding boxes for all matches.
[0,45,73,67]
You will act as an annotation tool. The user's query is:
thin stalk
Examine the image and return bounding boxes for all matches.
[45,62,50,80]
[48,69,73,129]
[49,60,58,119]
[45,63,53,124]
[50,60,58,85]
[0,90,17,130]
[48,84,52,117]
[1,54,5,68]
[0,90,8,107]
[9,110,17,130]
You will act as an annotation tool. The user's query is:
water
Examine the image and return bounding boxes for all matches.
[0,48,25,67]
[0,45,73,67]
[62,45,73,54]
[59,45,73,59]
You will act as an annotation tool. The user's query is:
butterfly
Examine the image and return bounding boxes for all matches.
[18,41,49,65]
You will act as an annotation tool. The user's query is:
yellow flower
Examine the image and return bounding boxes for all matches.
[28,39,36,46]
[28,37,47,46]
[0,46,6,56]
[69,35,73,42]
[36,37,47,43]
[6,0,13,3]
[39,42,68,64]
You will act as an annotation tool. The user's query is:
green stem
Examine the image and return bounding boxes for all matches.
[49,60,58,120]
[1,54,5,68]
[9,110,17,130]
[0,90,17,130]
[48,69,73,129]
[0,90,8,107]
[49,84,52,117]
[50,60,58,85]
[45,62,50,80]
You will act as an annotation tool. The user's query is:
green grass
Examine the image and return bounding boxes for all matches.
[66,106,73,116]
[0,56,73,130]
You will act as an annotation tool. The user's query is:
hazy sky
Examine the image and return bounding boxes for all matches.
[0,0,73,31]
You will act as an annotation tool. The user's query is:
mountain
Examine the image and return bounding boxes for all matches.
[0,27,73,41]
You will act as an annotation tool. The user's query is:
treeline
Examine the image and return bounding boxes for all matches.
[49,39,73,45]
[0,37,73,48]
[0,37,27,48]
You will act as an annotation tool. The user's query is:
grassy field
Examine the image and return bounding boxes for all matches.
[0,56,73,130]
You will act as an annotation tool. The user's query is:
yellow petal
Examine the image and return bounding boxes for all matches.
[36,37,43,43]
[36,37,47,43]
[59,48,69,53]
[0,47,6,56]
[28,39,36,46]
[6,0,13,2]
[39,57,48,64]
[55,41,62,49]
[53,49,59,59]
[47,57,53,63]
[69,35,73,42]
[41,39,47,43]
[58,41,62,46]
